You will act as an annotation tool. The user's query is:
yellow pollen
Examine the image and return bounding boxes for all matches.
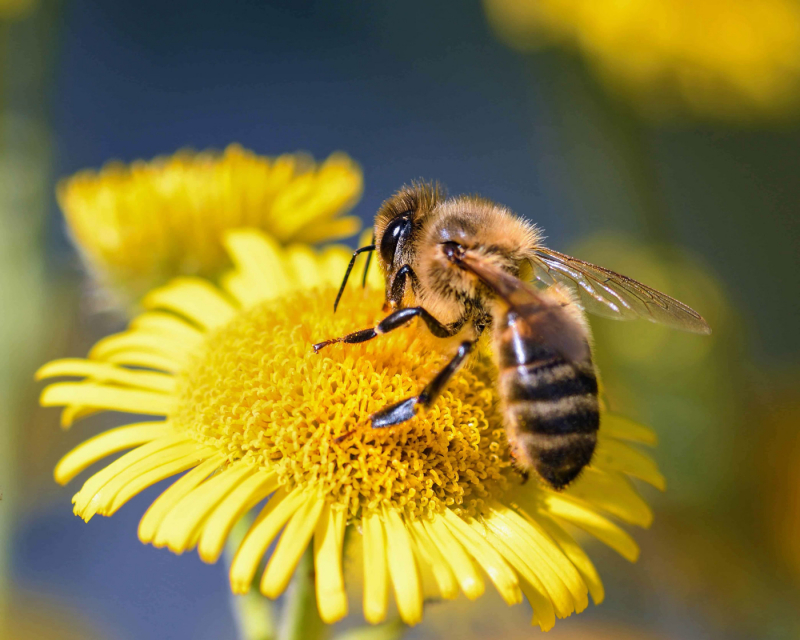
[173,286,516,520]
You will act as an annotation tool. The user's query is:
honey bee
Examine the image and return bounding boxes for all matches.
[313,182,710,489]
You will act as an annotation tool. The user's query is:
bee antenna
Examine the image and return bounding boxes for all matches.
[334,244,376,313]
[361,232,376,288]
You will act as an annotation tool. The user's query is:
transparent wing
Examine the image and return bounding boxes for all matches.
[458,250,590,363]
[530,248,711,334]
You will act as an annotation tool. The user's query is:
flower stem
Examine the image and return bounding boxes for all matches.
[279,544,327,640]
[225,517,277,640]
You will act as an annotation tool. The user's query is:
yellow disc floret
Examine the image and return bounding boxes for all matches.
[174,286,516,520]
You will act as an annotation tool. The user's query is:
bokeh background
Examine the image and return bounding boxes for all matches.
[2,1,800,638]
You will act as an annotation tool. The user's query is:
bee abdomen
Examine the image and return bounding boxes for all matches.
[500,359,600,489]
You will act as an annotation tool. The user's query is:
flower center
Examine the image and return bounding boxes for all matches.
[173,287,517,520]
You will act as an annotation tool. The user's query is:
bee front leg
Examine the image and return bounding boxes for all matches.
[369,340,475,429]
[313,306,457,353]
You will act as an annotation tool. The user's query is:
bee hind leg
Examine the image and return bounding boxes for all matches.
[370,340,475,430]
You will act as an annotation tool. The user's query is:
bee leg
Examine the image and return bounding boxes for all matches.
[313,306,457,353]
[370,340,475,429]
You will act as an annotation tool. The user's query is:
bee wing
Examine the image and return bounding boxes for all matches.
[458,251,590,364]
[529,248,711,334]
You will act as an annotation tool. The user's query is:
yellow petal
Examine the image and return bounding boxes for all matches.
[55,422,172,484]
[81,442,203,520]
[382,506,423,626]
[486,503,587,614]
[198,471,279,563]
[423,516,485,600]
[314,505,348,624]
[296,216,361,245]
[105,445,214,515]
[261,495,324,598]
[440,509,522,606]
[362,510,389,624]
[593,437,665,490]
[229,489,305,594]
[59,405,101,429]
[407,520,458,601]
[41,382,174,416]
[223,230,291,301]
[36,358,176,393]
[104,350,182,374]
[519,575,557,632]
[143,277,237,330]
[480,518,574,619]
[534,510,605,605]
[89,332,192,365]
[541,494,640,562]
[72,433,189,516]
[561,467,653,527]
[156,463,256,553]
[139,455,225,543]
[285,244,324,290]
[601,414,657,445]
[130,311,205,342]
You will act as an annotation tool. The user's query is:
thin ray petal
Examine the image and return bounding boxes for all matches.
[36,359,176,393]
[533,510,605,605]
[72,434,190,515]
[156,463,256,552]
[593,438,666,489]
[407,520,458,600]
[130,311,205,341]
[560,468,653,527]
[362,510,389,624]
[229,489,305,594]
[314,506,348,624]
[424,516,485,600]
[440,510,522,606]
[143,278,237,330]
[55,422,172,484]
[540,494,640,562]
[261,496,324,598]
[41,382,174,416]
[82,442,203,520]
[90,332,192,365]
[139,455,225,543]
[602,414,657,445]
[383,506,423,626]
[486,502,588,613]
[198,471,279,563]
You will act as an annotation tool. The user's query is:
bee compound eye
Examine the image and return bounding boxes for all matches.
[379,215,411,265]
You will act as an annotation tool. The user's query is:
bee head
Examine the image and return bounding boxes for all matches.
[374,181,443,307]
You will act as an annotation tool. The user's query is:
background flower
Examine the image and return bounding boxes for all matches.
[58,144,363,307]
[484,0,800,121]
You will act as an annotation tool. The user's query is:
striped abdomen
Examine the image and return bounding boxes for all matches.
[495,310,599,489]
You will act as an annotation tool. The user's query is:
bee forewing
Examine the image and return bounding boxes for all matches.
[530,248,711,334]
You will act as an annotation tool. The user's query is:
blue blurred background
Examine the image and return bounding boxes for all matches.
[3,1,800,638]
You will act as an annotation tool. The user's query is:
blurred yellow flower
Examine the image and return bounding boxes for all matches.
[57,144,363,305]
[0,0,37,20]
[484,0,800,121]
[38,230,663,629]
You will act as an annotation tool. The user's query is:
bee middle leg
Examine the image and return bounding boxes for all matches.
[369,339,475,429]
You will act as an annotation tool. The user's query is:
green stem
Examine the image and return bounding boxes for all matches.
[225,518,277,640]
[279,544,328,640]
[332,619,407,640]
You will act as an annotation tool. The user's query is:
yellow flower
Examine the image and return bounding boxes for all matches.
[38,229,664,629]
[57,144,363,305]
[484,0,800,121]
